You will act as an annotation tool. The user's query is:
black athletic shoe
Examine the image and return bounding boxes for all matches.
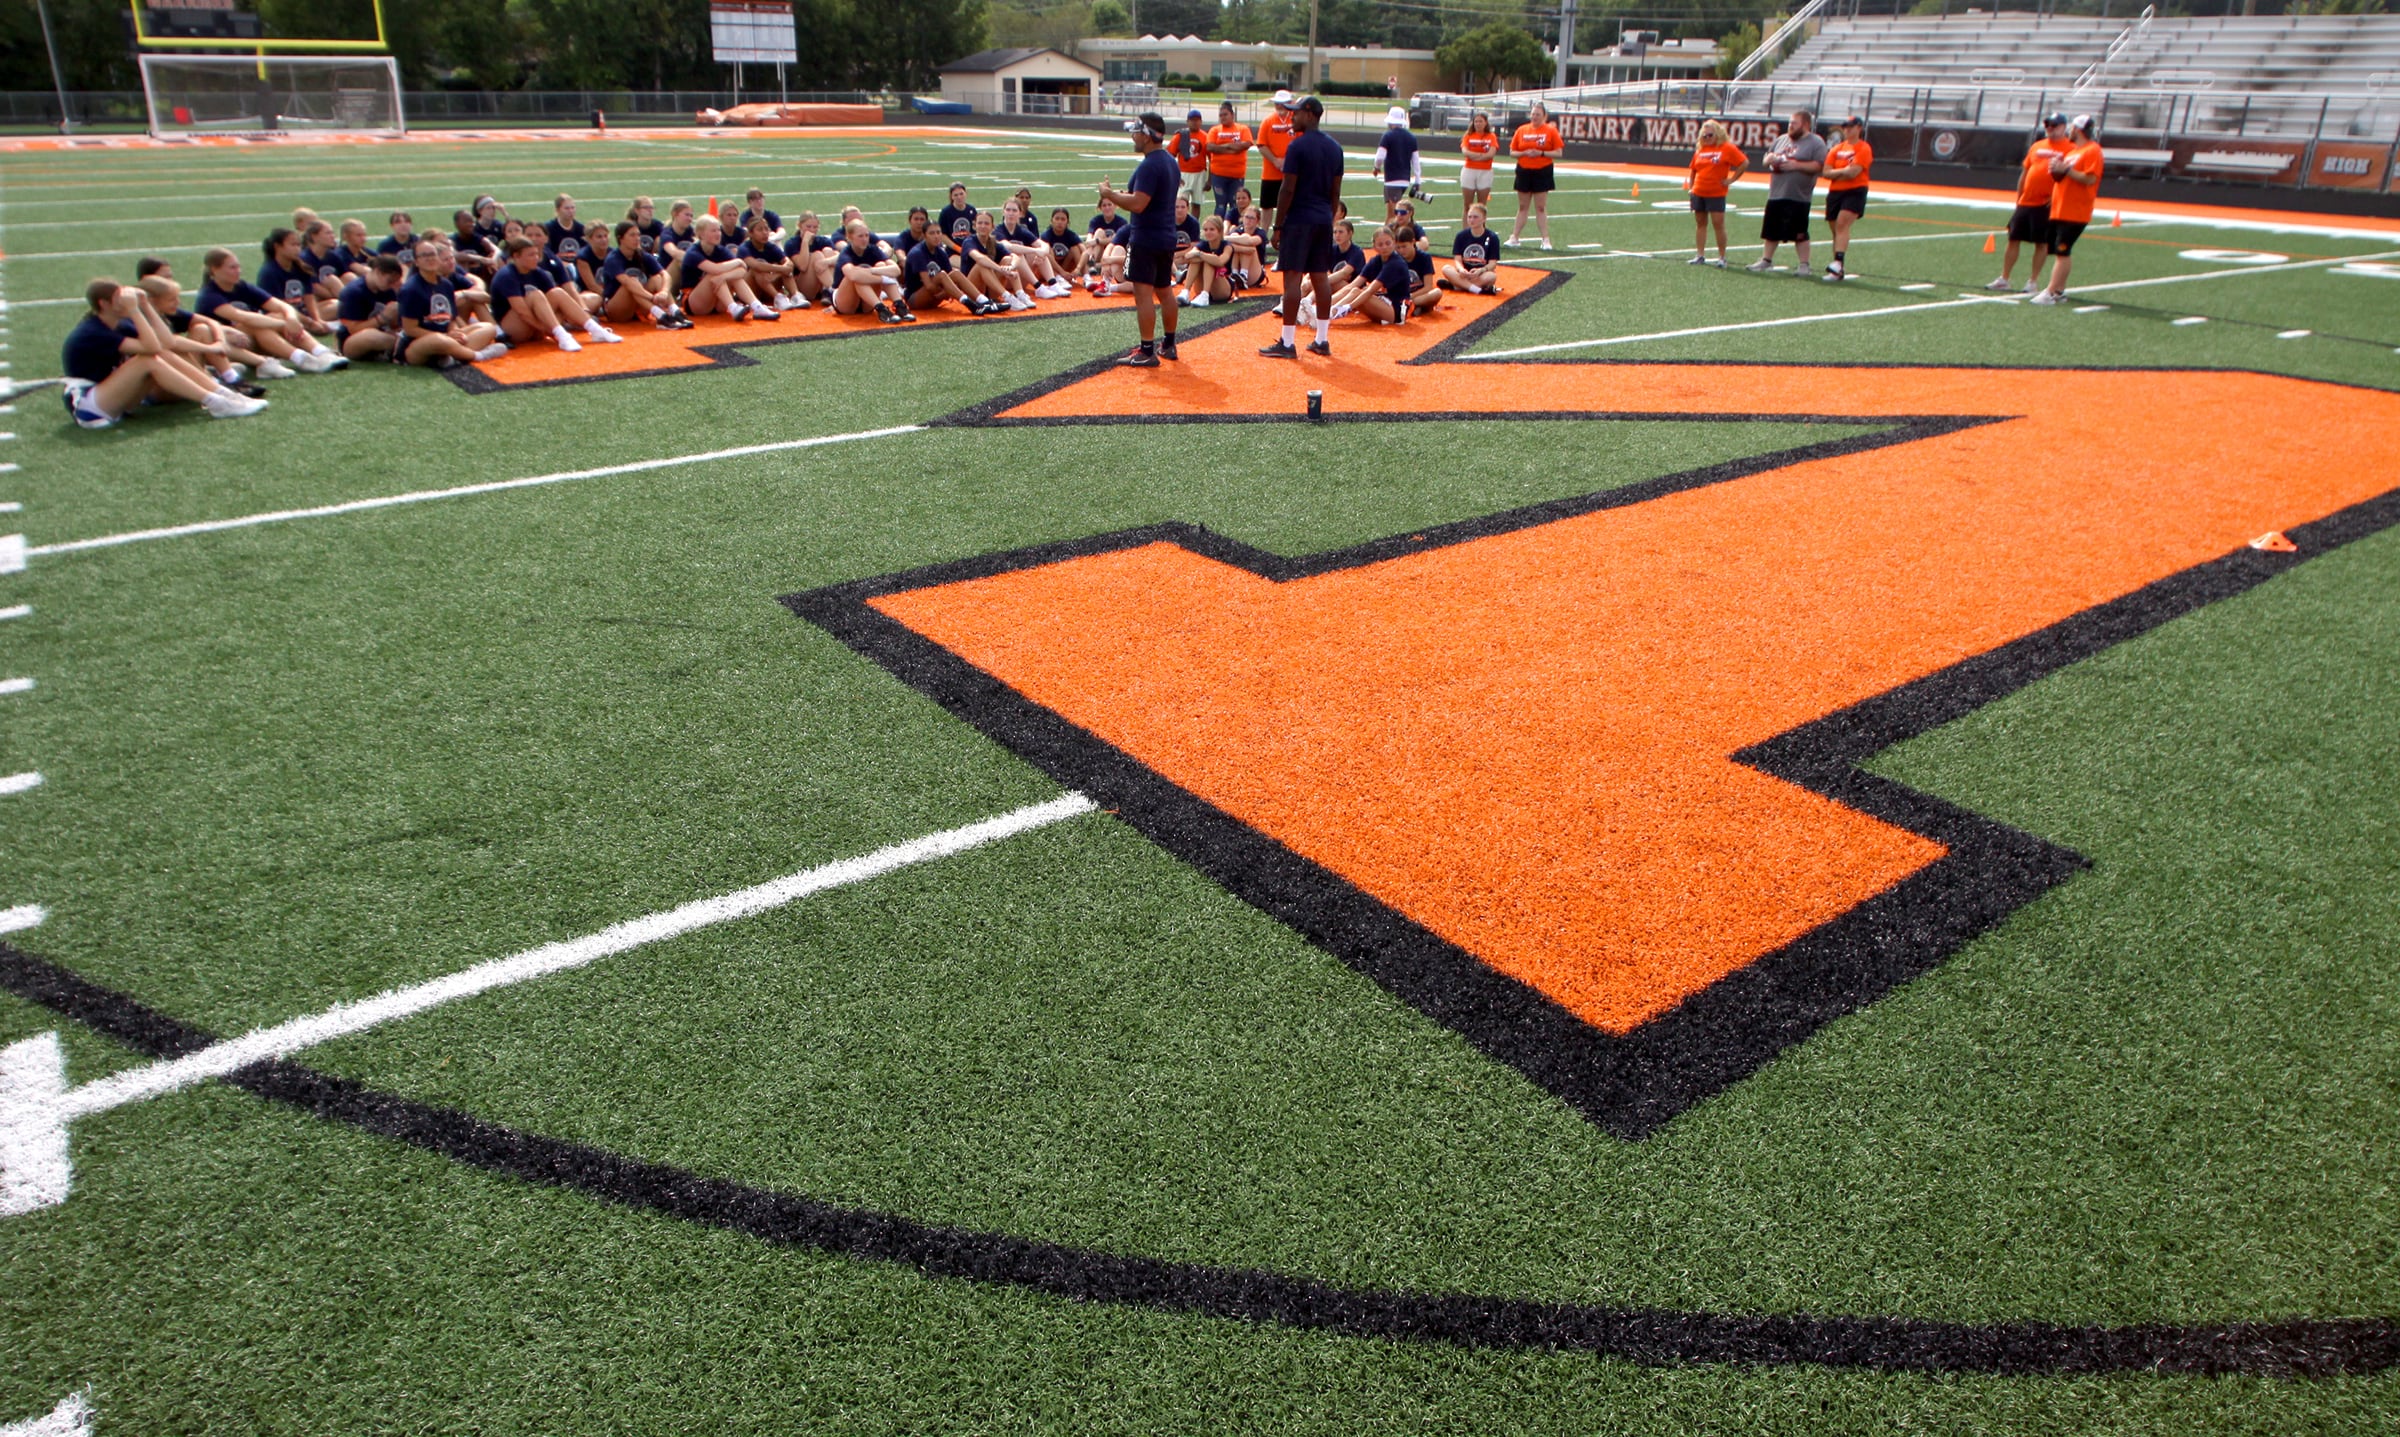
[893,305,918,323]
[1158,335,1178,361]
[1258,340,1298,359]
[1306,340,1331,357]
[875,302,902,324]
[1119,345,1160,367]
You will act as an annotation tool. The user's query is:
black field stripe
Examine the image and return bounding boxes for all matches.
[1,941,2392,1378]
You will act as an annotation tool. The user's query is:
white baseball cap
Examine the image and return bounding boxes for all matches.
[1272,89,1296,108]
[1386,105,1409,126]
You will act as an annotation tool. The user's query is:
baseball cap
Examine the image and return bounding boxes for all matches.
[2070,112,2095,134]
[1126,113,1165,138]
[1187,108,1203,120]
[2042,111,2068,127]
[1386,105,1409,126]
[1841,114,1864,128]
[1272,89,1296,108]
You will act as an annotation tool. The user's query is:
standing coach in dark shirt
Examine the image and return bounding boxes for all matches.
[1263,95,1342,359]
[1098,112,1183,368]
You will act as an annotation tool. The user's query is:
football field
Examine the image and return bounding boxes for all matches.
[2,127,2397,1433]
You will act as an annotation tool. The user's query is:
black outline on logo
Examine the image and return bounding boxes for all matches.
[783,269,2400,1139]
[3,940,2393,1378]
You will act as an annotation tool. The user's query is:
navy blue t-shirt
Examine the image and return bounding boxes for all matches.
[334,277,389,325]
[600,249,661,299]
[903,242,954,291]
[732,208,781,237]
[1087,212,1128,241]
[1042,224,1079,262]
[633,219,666,255]
[543,219,589,262]
[197,277,272,319]
[1125,149,1181,246]
[257,258,312,306]
[831,238,888,281]
[1173,214,1202,251]
[938,204,979,243]
[738,239,786,266]
[63,314,135,384]
[1377,126,1419,186]
[397,272,460,333]
[333,244,372,274]
[679,242,736,291]
[377,232,413,255]
[1278,130,1343,225]
[1333,241,1367,276]
[784,233,834,263]
[1452,228,1502,266]
[663,222,698,255]
[304,246,345,289]
[490,262,556,319]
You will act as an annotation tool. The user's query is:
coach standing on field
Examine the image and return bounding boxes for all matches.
[1262,95,1343,359]
[1100,112,1182,367]
[1750,109,1826,277]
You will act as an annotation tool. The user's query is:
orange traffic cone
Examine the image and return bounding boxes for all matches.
[2249,531,2298,553]
[1983,232,1996,254]
[1631,181,1641,198]
[2110,211,2122,227]
[707,196,719,218]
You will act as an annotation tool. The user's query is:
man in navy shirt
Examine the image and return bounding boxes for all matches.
[1373,106,1421,221]
[1097,113,1183,366]
[1265,95,1344,358]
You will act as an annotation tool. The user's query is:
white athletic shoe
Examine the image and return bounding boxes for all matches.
[201,390,267,419]
[2021,281,2038,295]
[2029,290,2064,306]
[555,331,583,351]
[1688,254,1707,265]
[1539,238,1554,250]
[1985,276,2013,291]
[1793,264,1814,278]
[1011,292,1036,311]
[1188,291,1210,307]
[773,293,798,311]
[256,358,298,380]
[311,346,349,370]
[1330,303,1351,321]
[585,325,624,344]
[750,303,778,320]
[1707,257,1727,267]
[292,349,336,373]
[473,342,510,361]
[1823,265,1845,281]
[1745,258,1775,272]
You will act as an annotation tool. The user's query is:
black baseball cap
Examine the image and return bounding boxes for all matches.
[2042,111,2069,127]
[1841,114,1865,129]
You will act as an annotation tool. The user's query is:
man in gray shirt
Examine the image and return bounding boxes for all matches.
[1750,110,1827,276]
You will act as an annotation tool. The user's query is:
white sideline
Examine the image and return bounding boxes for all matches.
[0,792,1098,1215]
[29,424,924,558]
[0,1390,90,1437]
[1473,245,2400,358]
[0,772,41,796]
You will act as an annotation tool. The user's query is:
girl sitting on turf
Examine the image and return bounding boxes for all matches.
[783,211,835,306]
[1085,198,1128,292]
[580,221,615,293]
[660,201,699,267]
[199,246,341,372]
[1440,204,1503,294]
[492,236,621,350]
[739,216,803,310]
[997,198,1071,298]
[602,221,690,329]
[62,278,265,427]
[137,272,266,386]
[678,215,774,321]
[449,209,498,278]
[1226,205,1268,290]
[626,196,667,257]
[824,220,906,322]
[904,225,979,315]
[1041,208,1084,284]
[961,211,1035,311]
[1179,214,1235,307]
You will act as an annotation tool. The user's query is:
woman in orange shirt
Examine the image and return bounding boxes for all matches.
[1457,111,1499,219]
[1507,101,1562,250]
[1685,120,1746,267]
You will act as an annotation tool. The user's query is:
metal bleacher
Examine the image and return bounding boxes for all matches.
[1770,12,2400,140]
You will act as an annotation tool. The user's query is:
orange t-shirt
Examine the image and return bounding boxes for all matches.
[2048,141,2104,224]
[1208,123,1253,179]
[1259,112,1294,178]
[1174,124,1209,174]
[1687,141,1747,198]
[1825,138,1872,191]
[1511,123,1560,169]
[1459,130,1500,172]
[2015,138,2072,207]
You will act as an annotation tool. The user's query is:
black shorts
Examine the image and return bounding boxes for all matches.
[2048,220,2088,256]
[1259,178,1282,208]
[1761,198,1812,243]
[1512,165,1556,194]
[1825,187,1867,220]
[1275,220,1337,274]
[2006,203,2052,246]
[1689,194,1726,214]
[1124,243,1175,289]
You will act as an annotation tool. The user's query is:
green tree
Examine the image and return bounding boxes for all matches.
[1435,20,1548,90]
[1714,19,1759,79]
[1090,0,1131,31]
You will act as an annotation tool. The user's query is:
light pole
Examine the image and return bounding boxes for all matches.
[1305,0,1318,95]
[1553,0,1578,89]
[33,0,73,133]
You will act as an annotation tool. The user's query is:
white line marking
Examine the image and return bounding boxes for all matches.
[0,772,40,795]
[0,1034,72,1215]
[0,1386,87,1435]
[0,678,32,696]
[1468,294,2010,358]
[31,423,923,558]
[2173,316,2209,326]
[0,606,28,620]
[2278,329,2312,339]
[2075,305,2111,313]
[2069,247,2400,296]
[0,905,45,934]
[0,503,18,513]
[0,535,21,573]
[1898,283,1935,291]
[61,792,1098,1122]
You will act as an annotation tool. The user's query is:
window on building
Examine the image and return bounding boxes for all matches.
[1212,61,1252,85]
[1104,59,1166,81]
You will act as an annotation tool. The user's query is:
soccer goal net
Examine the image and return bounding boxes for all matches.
[139,55,405,139]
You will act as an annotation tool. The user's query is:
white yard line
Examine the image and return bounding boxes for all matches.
[2065,246,2400,295]
[30,423,923,558]
[0,678,33,696]
[0,606,27,620]
[0,1390,91,1437]
[66,792,1096,1117]
[0,772,40,796]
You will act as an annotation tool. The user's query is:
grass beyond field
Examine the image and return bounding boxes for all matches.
[0,128,2396,1435]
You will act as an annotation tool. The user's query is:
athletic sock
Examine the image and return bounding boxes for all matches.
[1139,339,1155,357]
[1314,319,1330,344]
[552,325,573,343]
[1281,324,1296,347]
[1834,250,1846,265]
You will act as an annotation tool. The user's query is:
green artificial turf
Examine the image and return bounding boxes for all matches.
[0,132,2395,1434]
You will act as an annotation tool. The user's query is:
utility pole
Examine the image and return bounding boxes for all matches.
[32,0,73,133]
[1554,0,1578,89]
[1306,0,1319,95]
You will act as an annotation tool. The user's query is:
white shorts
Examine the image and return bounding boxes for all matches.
[1459,171,1494,194]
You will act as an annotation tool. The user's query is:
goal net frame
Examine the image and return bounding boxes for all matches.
[138,54,407,139]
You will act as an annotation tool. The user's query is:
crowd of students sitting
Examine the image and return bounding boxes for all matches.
[62,178,1515,430]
